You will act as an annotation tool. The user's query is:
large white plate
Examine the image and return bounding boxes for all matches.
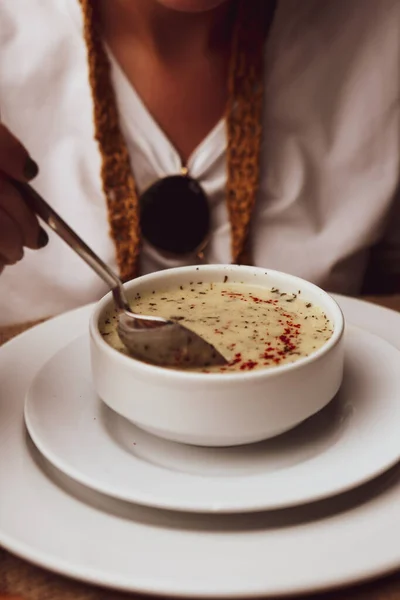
[24,326,400,513]
[0,295,400,598]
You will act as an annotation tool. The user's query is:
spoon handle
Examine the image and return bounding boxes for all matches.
[13,181,130,311]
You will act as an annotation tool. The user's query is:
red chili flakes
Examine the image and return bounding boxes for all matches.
[228,353,242,366]
[240,360,258,371]
[278,333,297,353]
[262,353,275,360]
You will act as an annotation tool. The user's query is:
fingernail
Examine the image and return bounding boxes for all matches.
[23,157,39,181]
[38,227,49,248]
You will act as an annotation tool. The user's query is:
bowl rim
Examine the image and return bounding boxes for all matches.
[89,264,345,383]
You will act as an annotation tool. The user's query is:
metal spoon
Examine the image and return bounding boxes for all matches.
[15,181,227,369]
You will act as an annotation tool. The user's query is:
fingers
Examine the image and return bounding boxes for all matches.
[0,256,6,275]
[0,176,44,249]
[0,123,47,271]
[0,209,24,264]
[0,123,39,182]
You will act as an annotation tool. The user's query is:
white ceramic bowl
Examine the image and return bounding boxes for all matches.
[90,265,345,447]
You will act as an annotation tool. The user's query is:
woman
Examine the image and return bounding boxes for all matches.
[0,0,398,324]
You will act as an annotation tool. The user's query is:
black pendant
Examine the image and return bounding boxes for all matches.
[139,174,210,255]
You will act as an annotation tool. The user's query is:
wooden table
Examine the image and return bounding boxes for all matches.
[1,297,400,600]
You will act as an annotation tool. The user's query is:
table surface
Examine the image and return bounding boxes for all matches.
[1,296,400,600]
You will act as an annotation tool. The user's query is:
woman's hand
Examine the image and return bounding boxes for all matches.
[0,124,48,273]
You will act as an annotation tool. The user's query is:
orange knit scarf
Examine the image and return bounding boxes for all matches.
[79,0,275,280]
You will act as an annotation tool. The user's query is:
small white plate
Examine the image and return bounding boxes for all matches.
[24,325,400,513]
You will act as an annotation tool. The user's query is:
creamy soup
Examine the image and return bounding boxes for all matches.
[100,281,334,373]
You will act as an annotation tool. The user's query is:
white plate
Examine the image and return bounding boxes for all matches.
[24,326,400,513]
[0,295,400,598]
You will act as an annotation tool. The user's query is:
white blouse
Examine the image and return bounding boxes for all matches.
[0,0,398,324]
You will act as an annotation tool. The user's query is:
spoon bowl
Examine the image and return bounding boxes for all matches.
[118,311,227,368]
